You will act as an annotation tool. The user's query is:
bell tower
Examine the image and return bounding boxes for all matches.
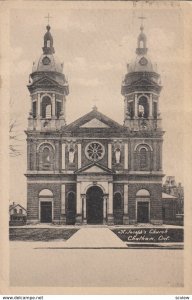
[121,24,164,225]
[121,25,162,132]
[27,24,69,131]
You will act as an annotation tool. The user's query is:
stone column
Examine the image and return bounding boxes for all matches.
[60,184,66,224]
[33,141,37,170]
[103,194,108,224]
[153,141,157,171]
[124,143,128,170]
[62,143,66,170]
[82,194,87,224]
[37,93,41,117]
[55,141,60,170]
[77,143,82,169]
[52,94,56,117]
[108,143,112,169]
[134,94,138,117]
[149,94,153,118]
[76,182,82,224]
[107,182,114,225]
[123,184,129,224]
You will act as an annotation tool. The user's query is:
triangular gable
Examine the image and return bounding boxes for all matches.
[83,165,107,173]
[28,76,62,88]
[63,109,124,132]
[9,204,26,212]
[75,162,113,174]
[80,118,109,128]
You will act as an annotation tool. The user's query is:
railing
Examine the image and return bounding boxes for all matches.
[27,117,65,131]
[125,117,162,131]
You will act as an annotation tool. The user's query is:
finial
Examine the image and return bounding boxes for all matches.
[46,25,51,31]
[92,105,98,111]
[136,16,147,55]
[138,16,146,28]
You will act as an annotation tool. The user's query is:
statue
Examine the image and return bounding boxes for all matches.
[115,148,121,164]
[69,148,75,163]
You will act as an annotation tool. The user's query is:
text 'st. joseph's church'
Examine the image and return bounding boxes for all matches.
[26,24,164,225]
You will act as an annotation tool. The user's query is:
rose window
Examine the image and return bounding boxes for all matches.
[85,142,105,161]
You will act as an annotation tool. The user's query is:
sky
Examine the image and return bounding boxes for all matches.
[9,2,185,206]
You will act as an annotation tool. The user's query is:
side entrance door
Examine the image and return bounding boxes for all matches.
[40,201,52,223]
[137,201,149,223]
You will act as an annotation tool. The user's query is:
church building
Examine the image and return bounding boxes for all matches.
[26,23,164,225]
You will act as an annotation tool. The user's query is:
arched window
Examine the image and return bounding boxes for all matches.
[138,96,149,118]
[41,96,52,119]
[135,144,152,171]
[47,40,51,47]
[38,144,54,170]
[39,189,53,197]
[139,40,144,48]
[113,192,122,210]
[140,148,147,169]
[136,189,150,197]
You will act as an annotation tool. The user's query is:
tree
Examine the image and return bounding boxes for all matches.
[9,99,24,157]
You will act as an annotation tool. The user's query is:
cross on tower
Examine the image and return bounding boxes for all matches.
[45,13,52,25]
[138,16,146,26]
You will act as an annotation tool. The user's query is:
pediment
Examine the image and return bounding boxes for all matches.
[75,162,113,174]
[29,76,61,88]
[63,109,124,133]
[80,118,109,128]
[83,165,107,173]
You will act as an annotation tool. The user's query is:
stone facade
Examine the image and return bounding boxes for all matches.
[26,24,164,225]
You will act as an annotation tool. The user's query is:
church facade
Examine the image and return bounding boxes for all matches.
[26,24,164,225]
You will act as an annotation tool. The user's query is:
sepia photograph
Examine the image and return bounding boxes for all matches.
[0,0,192,296]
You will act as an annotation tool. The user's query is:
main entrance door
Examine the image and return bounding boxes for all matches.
[137,201,149,223]
[40,201,52,223]
[86,186,103,224]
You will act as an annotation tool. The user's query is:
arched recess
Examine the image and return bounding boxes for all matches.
[39,188,53,223]
[134,144,152,171]
[38,143,54,171]
[113,192,123,225]
[39,189,53,197]
[136,189,150,223]
[66,191,76,225]
[138,96,149,118]
[41,96,52,119]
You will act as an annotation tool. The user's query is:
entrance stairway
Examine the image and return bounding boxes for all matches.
[64,228,127,248]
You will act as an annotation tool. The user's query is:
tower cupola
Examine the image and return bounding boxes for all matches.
[121,24,162,130]
[27,23,69,131]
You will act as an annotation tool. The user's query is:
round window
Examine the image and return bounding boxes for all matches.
[85,142,105,161]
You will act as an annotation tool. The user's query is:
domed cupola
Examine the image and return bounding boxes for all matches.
[121,25,162,130]
[27,24,69,131]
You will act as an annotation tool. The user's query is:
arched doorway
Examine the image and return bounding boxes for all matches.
[39,189,53,223]
[136,189,150,223]
[86,186,103,224]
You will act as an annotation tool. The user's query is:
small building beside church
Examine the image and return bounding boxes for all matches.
[9,202,27,226]
[26,23,164,225]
